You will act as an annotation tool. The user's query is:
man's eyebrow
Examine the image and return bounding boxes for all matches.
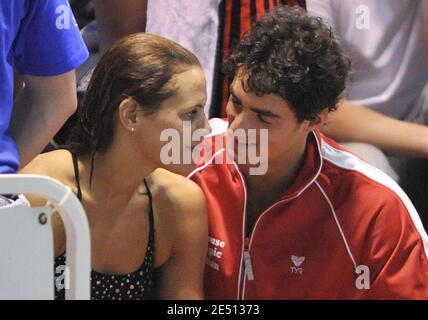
[230,83,279,118]
[250,107,280,118]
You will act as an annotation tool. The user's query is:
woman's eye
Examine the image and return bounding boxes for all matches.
[186,110,198,120]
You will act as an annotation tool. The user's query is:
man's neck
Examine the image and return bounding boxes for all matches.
[240,140,307,234]
[243,144,307,200]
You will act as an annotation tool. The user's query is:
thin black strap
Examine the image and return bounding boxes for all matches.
[143,179,155,239]
[71,152,83,201]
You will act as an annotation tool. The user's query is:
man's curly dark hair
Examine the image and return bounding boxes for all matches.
[223,6,351,122]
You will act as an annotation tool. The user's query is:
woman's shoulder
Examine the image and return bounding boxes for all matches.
[130,169,208,270]
[147,169,208,265]
[146,168,206,216]
[146,168,200,195]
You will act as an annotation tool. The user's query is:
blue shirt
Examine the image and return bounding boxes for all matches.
[0,0,89,173]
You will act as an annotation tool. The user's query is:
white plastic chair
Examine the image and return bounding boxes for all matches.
[0,174,91,300]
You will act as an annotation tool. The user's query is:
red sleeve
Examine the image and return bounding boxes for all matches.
[363,194,428,299]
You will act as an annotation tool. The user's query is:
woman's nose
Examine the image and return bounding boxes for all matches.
[202,115,212,134]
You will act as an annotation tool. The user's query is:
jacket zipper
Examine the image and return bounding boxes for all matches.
[235,171,292,300]
[233,163,249,300]
[234,161,303,299]
[234,162,257,300]
[243,237,254,281]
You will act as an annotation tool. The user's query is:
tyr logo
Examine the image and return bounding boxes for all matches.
[290,255,305,275]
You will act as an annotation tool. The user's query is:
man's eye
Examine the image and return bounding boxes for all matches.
[231,98,240,106]
[257,113,270,125]
[229,94,240,105]
[230,99,243,113]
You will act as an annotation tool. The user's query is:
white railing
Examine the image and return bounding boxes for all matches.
[0,174,90,300]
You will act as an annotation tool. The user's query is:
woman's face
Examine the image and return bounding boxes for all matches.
[134,66,211,176]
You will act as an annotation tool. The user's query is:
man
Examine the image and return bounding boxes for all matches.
[0,0,88,206]
[189,6,428,299]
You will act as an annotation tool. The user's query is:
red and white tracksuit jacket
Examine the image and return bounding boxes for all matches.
[188,119,428,299]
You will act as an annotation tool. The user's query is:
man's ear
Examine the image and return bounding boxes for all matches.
[118,97,140,132]
[306,108,329,131]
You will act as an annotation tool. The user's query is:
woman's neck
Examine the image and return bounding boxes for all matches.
[78,142,154,200]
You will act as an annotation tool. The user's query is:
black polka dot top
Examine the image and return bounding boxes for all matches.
[54,152,155,300]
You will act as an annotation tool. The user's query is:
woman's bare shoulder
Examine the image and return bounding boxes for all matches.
[145,169,207,268]
[147,168,204,202]
[147,169,207,226]
[147,169,207,267]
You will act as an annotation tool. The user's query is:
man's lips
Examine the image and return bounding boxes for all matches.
[234,138,257,147]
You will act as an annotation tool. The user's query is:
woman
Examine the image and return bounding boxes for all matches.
[20,33,211,300]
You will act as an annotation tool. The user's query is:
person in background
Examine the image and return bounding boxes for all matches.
[0,0,88,207]
[0,1,88,174]
[306,0,428,224]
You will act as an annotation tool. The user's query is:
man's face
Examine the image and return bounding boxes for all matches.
[226,73,313,175]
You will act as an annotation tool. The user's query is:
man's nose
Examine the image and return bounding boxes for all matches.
[228,110,247,132]
[226,102,241,131]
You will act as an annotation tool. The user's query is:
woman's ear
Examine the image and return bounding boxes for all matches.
[118,98,140,132]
